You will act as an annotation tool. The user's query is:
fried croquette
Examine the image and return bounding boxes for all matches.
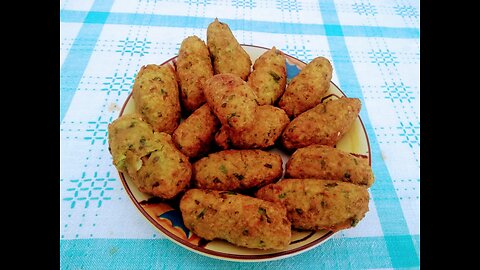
[247,47,286,105]
[108,114,155,174]
[180,189,291,250]
[203,74,258,132]
[255,179,369,232]
[207,18,252,80]
[132,64,181,134]
[214,125,231,150]
[215,105,289,149]
[129,132,192,199]
[172,104,220,158]
[281,97,361,150]
[286,145,374,187]
[193,150,282,191]
[176,36,214,112]
[278,57,333,118]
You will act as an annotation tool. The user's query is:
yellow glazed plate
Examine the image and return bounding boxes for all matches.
[117,45,371,262]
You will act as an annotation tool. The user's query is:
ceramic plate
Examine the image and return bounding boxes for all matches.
[117,45,371,262]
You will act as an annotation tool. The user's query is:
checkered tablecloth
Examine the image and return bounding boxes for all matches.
[60,0,420,269]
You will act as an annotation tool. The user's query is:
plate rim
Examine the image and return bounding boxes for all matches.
[115,44,371,261]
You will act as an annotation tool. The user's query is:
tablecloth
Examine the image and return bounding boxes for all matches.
[60,0,420,269]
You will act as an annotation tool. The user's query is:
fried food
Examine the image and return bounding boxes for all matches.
[172,104,220,158]
[203,74,258,132]
[247,47,286,105]
[281,97,361,151]
[108,115,191,199]
[286,145,374,187]
[176,36,214,112]
[215,105,289,149]
[207,18,252,80]
[255,179,369,231]
[132,64,181,134]
[108,113,155,174]
[180,189,291,250]
[278,57,332,118]
[193,150,282,191]
[214,125,231,150]
[128,132,192,199]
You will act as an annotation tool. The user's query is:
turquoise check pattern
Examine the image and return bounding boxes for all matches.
[60,0,420,268]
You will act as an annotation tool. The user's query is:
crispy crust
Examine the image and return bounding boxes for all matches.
[131,132,192,199]
[108,115,191,199]
[286,145,374,187]
[247,47,287,105]
[172,104,220,158]
[132,64,181,134]
[278,57,333,118]
[215,105,290,149]
[281,97,361,151]
[107,114,155,174]
[193,150,283,191]
[255,179,369,232]
[207,18,252,80]
[176,36,214,112]
[180,189,291,250]
[203,74,258,132]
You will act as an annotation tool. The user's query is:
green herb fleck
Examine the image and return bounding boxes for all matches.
[269,71,281,82]
[278,193,286,199]
[129,122,136,128]
[160,88,166,95]
[139,136,146,146]
[353,159,358,165]
[264,163,272,168]
[258,207,267,216]
[295,208,304,215]
[321,201,327,208]
[197,209,206,219]
[233,173,244,181]
[219,165,228,174]
[259,240,265,246]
